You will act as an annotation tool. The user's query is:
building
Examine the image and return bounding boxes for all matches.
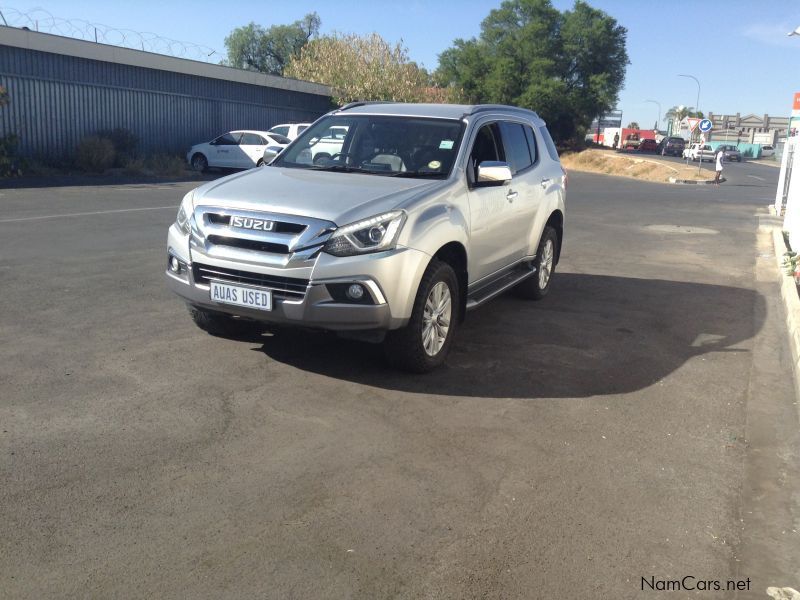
[707,112,788,145]
[0,26,333,159]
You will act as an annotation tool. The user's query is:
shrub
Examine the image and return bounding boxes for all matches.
[96,128,138,165]
[0,134,24,177]
[76,136,115,172]
[146,154,186,176]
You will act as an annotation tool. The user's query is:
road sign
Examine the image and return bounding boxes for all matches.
[687,117,700,132]
[698,119,712,133]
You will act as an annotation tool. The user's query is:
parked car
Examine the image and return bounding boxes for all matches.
[657,136,686,157]
[682,143,716,162]
[187,131,290,171]
[637,139,658,153]
[621,133,641,150]
[268,123,312,141]
[166,102,567,372]
[761,145,775,158]
[716,144,742,162]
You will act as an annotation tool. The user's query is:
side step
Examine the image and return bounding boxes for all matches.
[465,263,536,310]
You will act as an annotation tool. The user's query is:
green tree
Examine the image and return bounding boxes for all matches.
[436,0,629,144]
[224,13,320,75]
[664,105,703,123]
[285,33,459,104]
[627,121,640,129]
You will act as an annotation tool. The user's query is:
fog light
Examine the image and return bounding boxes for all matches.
[346,283,365,300]
[170,256,180,272]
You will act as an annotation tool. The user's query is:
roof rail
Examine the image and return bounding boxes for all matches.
[468,104,539,118]
[337,100,396,112]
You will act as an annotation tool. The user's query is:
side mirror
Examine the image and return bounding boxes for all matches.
[477,161,512,185]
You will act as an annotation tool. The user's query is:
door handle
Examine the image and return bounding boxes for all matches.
[541,178,551,188]
[506,190,518,202]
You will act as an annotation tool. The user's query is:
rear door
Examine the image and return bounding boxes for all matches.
[238,133,266,167]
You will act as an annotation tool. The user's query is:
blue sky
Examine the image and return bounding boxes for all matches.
[5,0,800,127]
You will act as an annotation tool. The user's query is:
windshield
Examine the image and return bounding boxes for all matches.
[273,115,465,179]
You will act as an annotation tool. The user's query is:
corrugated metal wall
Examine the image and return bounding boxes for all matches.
[0,46,333,159]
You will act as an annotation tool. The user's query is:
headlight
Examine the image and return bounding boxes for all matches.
[323,211,406,257]
[175,192,193,235]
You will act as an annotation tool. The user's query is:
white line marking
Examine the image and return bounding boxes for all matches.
[0,205,176,223]
[748,175,766,181]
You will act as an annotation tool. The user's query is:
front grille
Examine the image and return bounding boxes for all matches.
[207,235,289,255]
[193,263,309,300]
[207,213,306,234]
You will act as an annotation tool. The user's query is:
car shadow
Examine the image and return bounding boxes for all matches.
[218,273,765,399]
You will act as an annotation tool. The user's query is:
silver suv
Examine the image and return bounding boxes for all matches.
[166,102,566,372]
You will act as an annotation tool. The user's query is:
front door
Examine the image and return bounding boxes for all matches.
[465,122,528,283]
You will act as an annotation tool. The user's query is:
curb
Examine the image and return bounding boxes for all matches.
[669,177,724,185]
[771,227,800,394]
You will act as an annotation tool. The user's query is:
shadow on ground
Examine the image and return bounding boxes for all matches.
[215,273,765,398]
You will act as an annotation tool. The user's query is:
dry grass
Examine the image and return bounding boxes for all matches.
[561,148,715,183]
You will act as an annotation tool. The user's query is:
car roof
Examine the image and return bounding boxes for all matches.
[334,101,544,124]
[231,130,273,136]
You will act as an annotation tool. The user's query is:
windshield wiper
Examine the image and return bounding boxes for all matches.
[387,170,444,178]
[308,164,361,173]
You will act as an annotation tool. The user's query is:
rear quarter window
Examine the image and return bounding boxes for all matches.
[539,126,560,161]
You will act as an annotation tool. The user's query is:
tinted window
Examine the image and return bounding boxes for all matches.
[297,125,309,134]
[270,126,290,137]
[268,133,291,145]
[214,132,240,145]
[499,122,532,174]
[240,133,265,145]
[524,126,538,163]
[539,126,560,160]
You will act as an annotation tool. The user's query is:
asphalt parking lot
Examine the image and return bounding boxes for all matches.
[2,163,799,599]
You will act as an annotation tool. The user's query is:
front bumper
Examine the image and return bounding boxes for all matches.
[166,223,431,332]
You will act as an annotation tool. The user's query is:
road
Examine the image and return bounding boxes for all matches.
[1,164,798,599]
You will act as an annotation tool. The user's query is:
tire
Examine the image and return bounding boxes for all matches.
[383,259,459,373]
[191,153,208,172]
[313,153,331,165]
[515,226,558,300]
[256,159,264,167]
[189,306,249,337]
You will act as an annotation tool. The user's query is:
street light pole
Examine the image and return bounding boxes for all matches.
[678,74,701,140]
[644,99,661,132]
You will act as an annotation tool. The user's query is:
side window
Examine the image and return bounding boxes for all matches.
[468,123,504,183]
[240,133,263,146]
[524,126,538,164]
[214,132,240,145]
[270,126,290,137]
[297,125,309,135]
[499,122,533,174]
[539,126,560,161]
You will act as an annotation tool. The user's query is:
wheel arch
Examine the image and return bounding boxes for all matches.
[432,241,468,323]
[545,209,564,264]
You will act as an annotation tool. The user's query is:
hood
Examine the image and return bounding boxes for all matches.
[191,166,447,225]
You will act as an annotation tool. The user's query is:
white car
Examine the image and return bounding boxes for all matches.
[187,131,290,171]
[682,143,715,162]
[761,145,775,158]
[268,123,311,141]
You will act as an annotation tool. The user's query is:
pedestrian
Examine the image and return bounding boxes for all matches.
[612,132,619,150]
[714,148,724,185]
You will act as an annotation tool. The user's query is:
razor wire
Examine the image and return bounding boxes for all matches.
[0,6,222,62]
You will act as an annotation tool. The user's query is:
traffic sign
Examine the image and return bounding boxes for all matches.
[687,117,700,132]
[698,119,712,132]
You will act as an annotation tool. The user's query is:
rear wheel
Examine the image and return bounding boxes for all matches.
[515,226,558,300]
[384,259,459,373]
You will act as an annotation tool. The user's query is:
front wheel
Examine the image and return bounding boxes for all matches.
[515,226,558,300]
[189,307,249,337]
[191,153,208,172]
[383,259,459,373]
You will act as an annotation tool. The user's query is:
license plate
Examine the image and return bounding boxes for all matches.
[209,280,272,311]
